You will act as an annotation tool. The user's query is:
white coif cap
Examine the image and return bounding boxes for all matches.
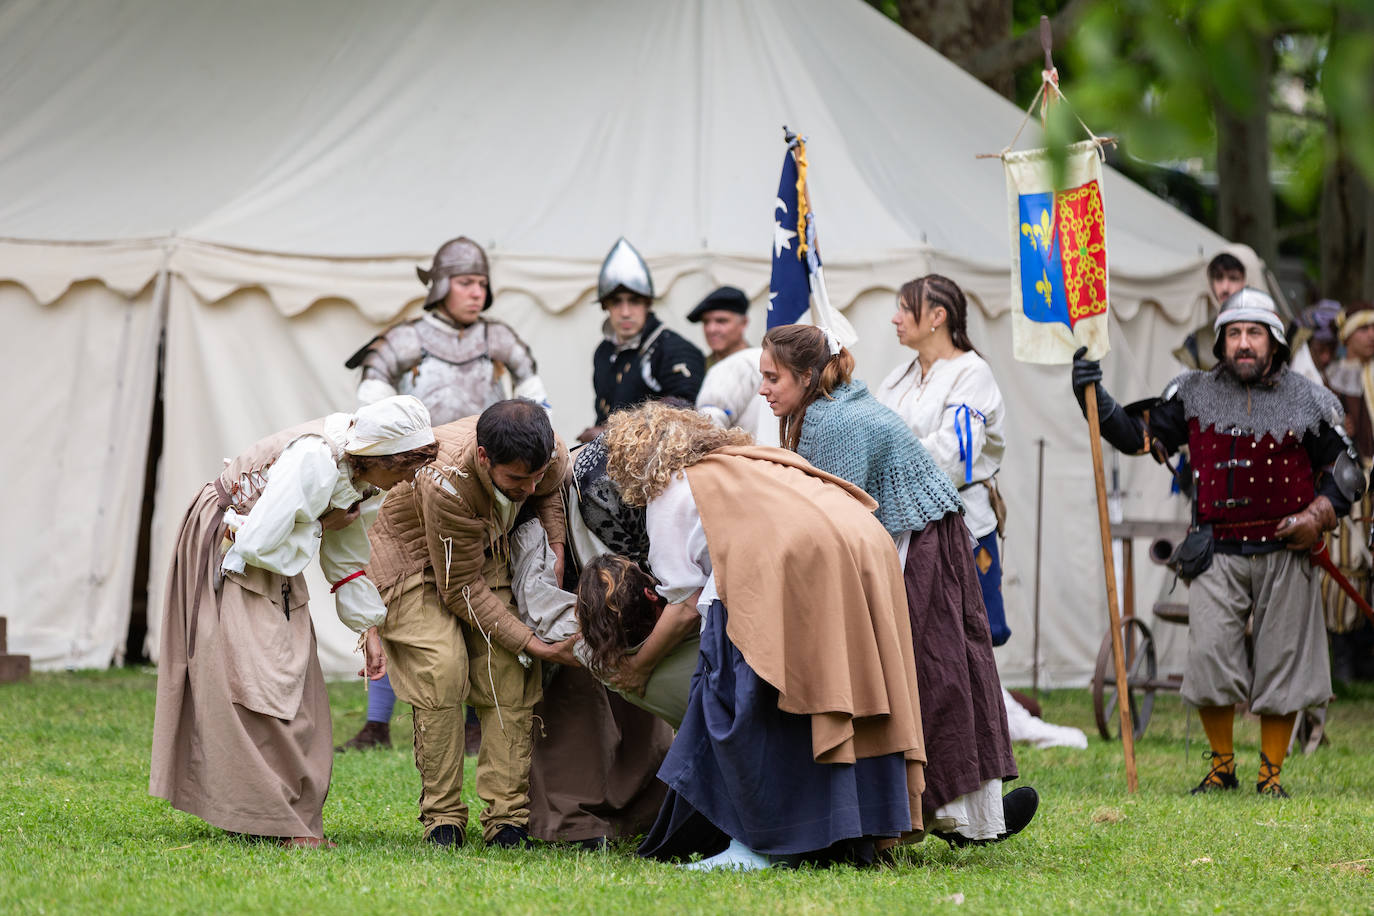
[345,395,435,455]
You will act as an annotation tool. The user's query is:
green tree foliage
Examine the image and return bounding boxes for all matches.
[1063,0,1374,188]
[1058,0,1374,298]
[873,0,1374,297]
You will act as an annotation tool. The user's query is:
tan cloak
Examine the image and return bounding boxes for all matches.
[683,445,926,820]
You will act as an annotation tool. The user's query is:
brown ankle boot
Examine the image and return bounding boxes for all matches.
[335,720,390,752]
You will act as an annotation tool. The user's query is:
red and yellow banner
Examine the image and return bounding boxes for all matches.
[1004,140,1111,364]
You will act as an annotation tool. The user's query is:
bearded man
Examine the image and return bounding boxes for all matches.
[1072,288,1362,798]
[366,399,575,848]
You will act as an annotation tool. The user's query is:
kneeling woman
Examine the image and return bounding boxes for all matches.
[760,325,1031,846]
[150,395,437,847]
[601,403,925,870]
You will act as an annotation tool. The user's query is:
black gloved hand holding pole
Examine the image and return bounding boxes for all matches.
[1071,346,1120,421]
[1070,346,1147,453]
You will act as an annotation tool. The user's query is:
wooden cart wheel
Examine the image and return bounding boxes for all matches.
[1091,616,1158,741]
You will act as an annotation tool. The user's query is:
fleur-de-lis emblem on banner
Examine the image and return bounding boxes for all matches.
[1035,268,1053,311]
[1020,210,1053,253]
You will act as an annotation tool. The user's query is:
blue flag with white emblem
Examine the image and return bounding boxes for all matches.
[766,133,858,348]
[768,142,816,328]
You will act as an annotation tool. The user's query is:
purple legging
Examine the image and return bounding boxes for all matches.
[366,670,397,723]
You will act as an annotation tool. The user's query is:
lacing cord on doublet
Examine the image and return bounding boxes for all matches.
[442,536,454,590]
[463,584,506,733]
[440,533,506,733]
[352,629,369,703]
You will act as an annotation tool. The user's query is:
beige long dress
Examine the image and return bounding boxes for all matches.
[150,421,342,839]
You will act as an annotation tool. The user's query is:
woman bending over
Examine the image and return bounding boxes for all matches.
[760,324,1035,847]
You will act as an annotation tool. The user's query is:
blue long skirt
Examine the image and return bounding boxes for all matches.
[637,600,912,862]
[974,532,1011,647]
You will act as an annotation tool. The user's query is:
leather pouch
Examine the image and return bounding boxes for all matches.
[1167,523,1214,581]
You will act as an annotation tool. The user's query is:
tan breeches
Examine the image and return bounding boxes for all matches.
[380,566,542,841]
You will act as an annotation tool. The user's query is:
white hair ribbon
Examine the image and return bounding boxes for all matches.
[819,325,841,356]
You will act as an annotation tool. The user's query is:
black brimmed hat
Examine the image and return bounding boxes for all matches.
[687,286,749,322]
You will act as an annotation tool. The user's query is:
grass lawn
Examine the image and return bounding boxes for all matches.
[2,669,1372,915]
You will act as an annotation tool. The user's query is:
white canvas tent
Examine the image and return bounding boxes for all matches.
[1,0,1227,684]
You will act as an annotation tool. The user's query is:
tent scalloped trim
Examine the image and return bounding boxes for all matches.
[0,235,1210,325]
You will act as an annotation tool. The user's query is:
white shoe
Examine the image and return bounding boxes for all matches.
[680,838,771,872]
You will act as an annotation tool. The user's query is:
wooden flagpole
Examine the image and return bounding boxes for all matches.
[1085,385,1139,791]
[1032,437,1045,697]
[1039,14,1137,791]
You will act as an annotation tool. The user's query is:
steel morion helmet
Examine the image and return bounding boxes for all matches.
[1212,287,1289,365]
[418,237,492,311]
[597,237,654,303]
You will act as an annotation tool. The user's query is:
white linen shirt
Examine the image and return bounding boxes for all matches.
[695,347,780,447]
[875,349,1006,539]
[645,471,718,617]
[220,422,387,633]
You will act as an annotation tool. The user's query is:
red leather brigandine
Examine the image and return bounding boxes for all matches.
[1188,418,1316,542]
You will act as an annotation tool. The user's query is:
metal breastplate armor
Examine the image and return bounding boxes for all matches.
[366,318,508,426]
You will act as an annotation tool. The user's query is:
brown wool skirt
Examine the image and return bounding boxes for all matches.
[903,513,1017,813]
[528,664,672,841]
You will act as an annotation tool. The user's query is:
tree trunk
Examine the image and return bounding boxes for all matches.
[895,0,1014,98]
[1320,144,1371,303]
[1214,34,1277,269]
[964,0,1092,89]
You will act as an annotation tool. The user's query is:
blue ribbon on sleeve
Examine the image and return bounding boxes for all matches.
[949,404,987,484]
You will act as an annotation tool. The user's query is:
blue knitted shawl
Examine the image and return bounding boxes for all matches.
[797,380,963,535]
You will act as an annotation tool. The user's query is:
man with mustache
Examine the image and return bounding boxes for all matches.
[365,399,574,848]
[1072,288,1363,798]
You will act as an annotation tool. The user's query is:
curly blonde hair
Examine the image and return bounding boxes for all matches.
[604,402,752,506]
